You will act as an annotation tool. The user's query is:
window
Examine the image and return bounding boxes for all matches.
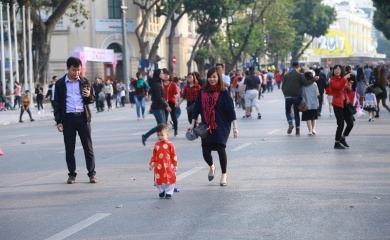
[108,0,121,19]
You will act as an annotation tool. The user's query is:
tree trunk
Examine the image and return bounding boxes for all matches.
[33,26,52,86]
[187,35,203,74]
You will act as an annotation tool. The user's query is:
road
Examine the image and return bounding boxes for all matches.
[0,90,389,240]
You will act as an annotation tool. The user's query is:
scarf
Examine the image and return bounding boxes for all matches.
[201,85,220,133]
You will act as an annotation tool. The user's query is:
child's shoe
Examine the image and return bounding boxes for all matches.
[159,191,165,198]
[165,194,172,199]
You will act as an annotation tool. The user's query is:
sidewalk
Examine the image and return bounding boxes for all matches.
[0,103,54,126]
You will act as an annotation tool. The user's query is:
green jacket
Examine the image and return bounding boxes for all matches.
[282,70,314,97]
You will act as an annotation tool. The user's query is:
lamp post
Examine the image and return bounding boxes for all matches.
[121,0,130,103]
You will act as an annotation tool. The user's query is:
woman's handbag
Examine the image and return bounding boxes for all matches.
[193,122,209,139]
[346,103,357,115]
[298,102,307,112]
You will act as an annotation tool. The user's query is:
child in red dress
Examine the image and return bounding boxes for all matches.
[149,123,178,199]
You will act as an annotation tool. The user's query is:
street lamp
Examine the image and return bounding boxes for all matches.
[121,0,130,103]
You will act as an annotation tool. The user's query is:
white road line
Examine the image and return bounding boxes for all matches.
[176,167,204,181]
[130,132,145,136]
[231,143,252,152]
[57,146,82,154]
[45,213,111,240]
[266,129,280,135]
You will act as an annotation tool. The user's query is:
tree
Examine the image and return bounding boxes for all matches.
[133,0,183,65]
[373,0,390,39]
[7,0,92,86]
[289,0,336,63]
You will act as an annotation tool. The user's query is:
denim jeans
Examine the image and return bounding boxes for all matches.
[134,96,146,118]
[144,109,166,140]
[13,96,21,109]
[285,97,301,128]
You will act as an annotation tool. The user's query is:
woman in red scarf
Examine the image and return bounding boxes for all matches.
[329,65,354,149]
[188,67,238,186]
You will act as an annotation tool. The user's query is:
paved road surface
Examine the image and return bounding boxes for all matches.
[1,90,389,240]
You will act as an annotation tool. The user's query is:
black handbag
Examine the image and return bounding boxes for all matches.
[193,122,209,139]
[347,103,357,115]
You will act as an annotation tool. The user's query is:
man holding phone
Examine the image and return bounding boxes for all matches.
[53,57,98,184]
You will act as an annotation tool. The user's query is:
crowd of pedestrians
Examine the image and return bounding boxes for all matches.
[2,57,390,196]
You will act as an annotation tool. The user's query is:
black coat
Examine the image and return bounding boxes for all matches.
[53,74,95,125]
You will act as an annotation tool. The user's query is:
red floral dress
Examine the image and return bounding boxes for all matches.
[149,140,177,185]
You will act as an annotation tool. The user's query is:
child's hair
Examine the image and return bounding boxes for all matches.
[366,86,374,94]
[25,90,30,94]
[156,123,169,133]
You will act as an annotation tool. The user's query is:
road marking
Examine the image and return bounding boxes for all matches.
[176,167,204,181]
[45,213,111,240]
[130,132,145,136]
[231,143,252,152]
[57,146,82,154]
[266,129,280,134]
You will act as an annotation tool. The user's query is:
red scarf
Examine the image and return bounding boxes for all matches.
[201,85,220,133]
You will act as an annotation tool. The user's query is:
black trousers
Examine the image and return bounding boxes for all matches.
[63,113,96,177]
[333,106,354,141]
[20,108,33,120]
[165,101,178,131]
[202,143,227,173]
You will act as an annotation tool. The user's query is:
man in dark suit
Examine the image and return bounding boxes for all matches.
[53,57,98,184]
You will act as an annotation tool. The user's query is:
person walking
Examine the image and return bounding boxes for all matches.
[92,77,103,112]
[149,123,178,199]
[301,72,319,135]
[314,67,327,116]
[13,82,21,109]
[45,76,58,110]
[242,66,261,119]
[281,62,314,135]
[329,65,354,149]
[187,67,238,186]
[53,56,98,184]
[141,69,171,146]
[176,73,201,124]
[131,72,149,120]
[163,70,179,136]
[19,90,35,122]
[363,86,377,122]
[356,67,367,107]
[372,67,390,118]
[104,80,113,111]
[35,84,44,114]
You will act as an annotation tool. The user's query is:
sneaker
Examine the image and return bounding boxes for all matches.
[257,113,261,119]
[174,130,178,137]
[374,115,379,118]
[141,134,146,146]
[339,138,349,148]
[67,176,76,184]
[368,118,372,122]
[287,124,294,134]
[38,111,41,114]
[329,113,332,116]
[30,119,35,122]
[165,194,172,199]
[89,176,98,183]
[334,142,346,149]
[19,120,23,123]
[307,132,312,136]
[159,191,165,198]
